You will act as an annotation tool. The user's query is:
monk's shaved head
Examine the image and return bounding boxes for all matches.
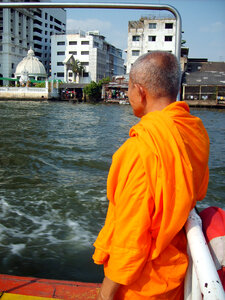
[129,51,181,100]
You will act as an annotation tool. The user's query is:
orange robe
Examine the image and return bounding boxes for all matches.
[93,101,209,299]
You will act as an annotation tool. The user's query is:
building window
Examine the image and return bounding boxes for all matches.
[34,36,42,42]
[165,23,173,29]
[132,50,140,56]
[81,51,89,55]
[83,72,89,77]
[81,41,89,45]
[94,42,99,47]
[148,36,156,42]
[11,63,14,69]
[69,41,77,45]
[50,16,53,21]
[57,41,65,46]
[57,72,64,77]
[69,51,77,55]
[45,13,48,20]
[165,36,173,42]
[68,72,73,77]
[34,28,42,34]
[149,23,157,29]
[57,62,64,66]
[132,35,140,42]
[81,62,89,66]
[57,51,65,55]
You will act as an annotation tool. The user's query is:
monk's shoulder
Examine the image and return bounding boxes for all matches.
[113,136,140,164]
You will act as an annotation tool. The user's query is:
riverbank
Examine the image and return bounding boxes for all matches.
[1,97,225,109]
[185,99,225,109]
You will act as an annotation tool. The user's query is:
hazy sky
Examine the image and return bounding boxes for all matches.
[54,0,225,62]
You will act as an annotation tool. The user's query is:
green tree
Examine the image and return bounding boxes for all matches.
[71,59,85,83]
[83,77,111,102]
[34,82,46,88]
[83,81,101,102]
[98,76,110,86]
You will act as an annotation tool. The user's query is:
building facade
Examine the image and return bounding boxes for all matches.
[33,6,66,76]
[0,1,34,81]
[51,31,124,83]
[126,17,176,73]
[182,59,225,105]
[0,0,66,83]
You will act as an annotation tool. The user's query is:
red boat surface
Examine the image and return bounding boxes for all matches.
[0,274,100,299]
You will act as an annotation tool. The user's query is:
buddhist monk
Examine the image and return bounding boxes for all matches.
[93,51,210,300]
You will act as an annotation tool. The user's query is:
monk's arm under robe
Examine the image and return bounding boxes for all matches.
[93,138,156,285]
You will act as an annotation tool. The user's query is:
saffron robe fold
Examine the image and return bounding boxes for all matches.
[93,101,209,299]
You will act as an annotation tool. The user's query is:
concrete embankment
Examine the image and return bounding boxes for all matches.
[185,99,225,108]
[0,86,60,101]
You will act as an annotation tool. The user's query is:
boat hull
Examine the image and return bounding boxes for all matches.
[0,274,100,300]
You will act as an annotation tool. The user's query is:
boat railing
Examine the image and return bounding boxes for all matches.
[0,2,182,62]
[184,208,225,299]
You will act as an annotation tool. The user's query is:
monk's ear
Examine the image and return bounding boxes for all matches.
[135,84,146,103]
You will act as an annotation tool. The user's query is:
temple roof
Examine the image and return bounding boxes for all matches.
[15,48,47,77]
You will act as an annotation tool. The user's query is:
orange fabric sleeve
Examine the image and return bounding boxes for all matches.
[93,138,156,285]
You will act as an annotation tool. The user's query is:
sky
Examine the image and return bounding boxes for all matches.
[53,0,225,62]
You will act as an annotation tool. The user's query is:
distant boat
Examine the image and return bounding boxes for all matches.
[119,99,129,105]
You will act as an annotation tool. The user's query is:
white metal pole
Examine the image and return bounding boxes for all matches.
[185,209,225,300]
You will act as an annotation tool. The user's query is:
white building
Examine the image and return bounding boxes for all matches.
[0,0,66,84]
[126,17,176,73]
[51,31,124,83]
[0,1,34,82]
[33,6,66,76]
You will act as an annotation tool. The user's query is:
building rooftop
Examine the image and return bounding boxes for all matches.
[183,61,225,86]
[15,48,47,77]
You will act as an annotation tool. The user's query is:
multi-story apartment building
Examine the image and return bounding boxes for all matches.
[51,31,124,83]
[0,1,34,81]
[0,0,66,83]
[33,6,66,75]
[126,17,176,73]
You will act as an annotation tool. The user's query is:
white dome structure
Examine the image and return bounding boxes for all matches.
[15,48,47,81]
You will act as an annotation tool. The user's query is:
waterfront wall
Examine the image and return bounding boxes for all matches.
[0,84,60,100]
[185,99,225,108]
[0,86,48,100]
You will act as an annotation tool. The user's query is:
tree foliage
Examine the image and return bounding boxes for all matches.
[83,81,101,102]
[83,77,110,102]
[35,82,46,88]
[70,59,85,83]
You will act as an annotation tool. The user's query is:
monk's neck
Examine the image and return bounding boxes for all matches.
[145,96,175,113]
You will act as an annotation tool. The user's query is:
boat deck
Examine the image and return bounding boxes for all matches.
[0,274,100,300]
